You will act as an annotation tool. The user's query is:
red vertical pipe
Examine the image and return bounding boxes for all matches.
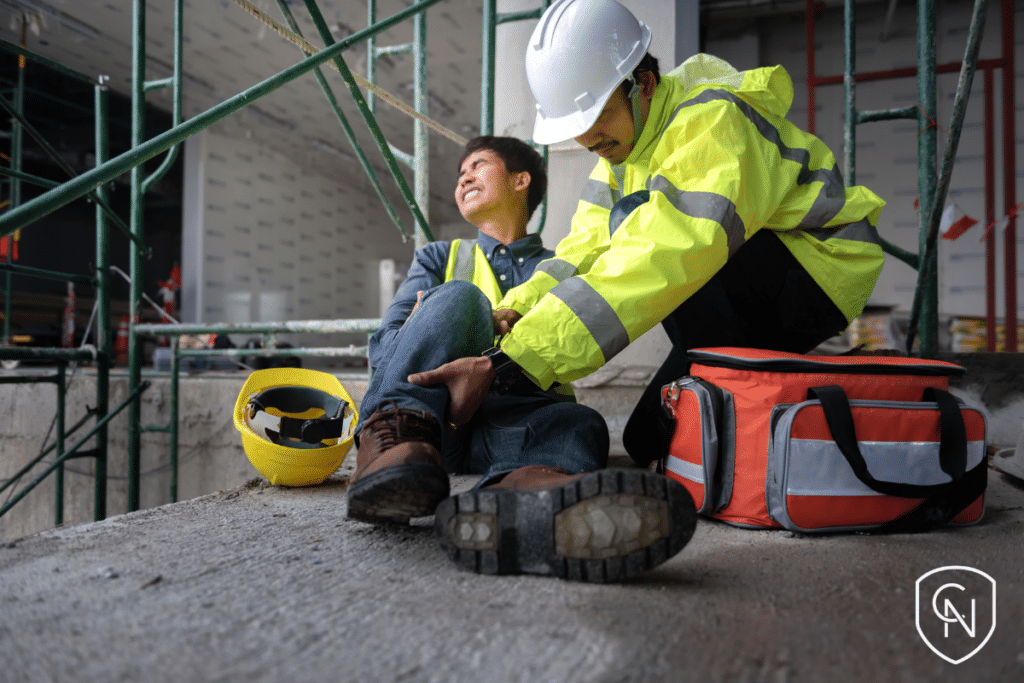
[1003,0,1017,350]
[985,67,997,351]
[806,0,816,134]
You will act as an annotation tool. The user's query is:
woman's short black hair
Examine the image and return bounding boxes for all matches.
[458,136,547,219]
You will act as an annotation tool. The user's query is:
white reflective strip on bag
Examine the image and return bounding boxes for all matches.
[783,438,986,496]
[666,456,705,484]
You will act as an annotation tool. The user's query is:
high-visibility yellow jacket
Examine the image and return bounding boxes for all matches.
[497,54,886,390]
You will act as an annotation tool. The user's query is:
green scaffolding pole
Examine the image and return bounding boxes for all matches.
[273,0,417,244]
[842,0,987,357]
[0,0,448,237]
[93,80,111,521]
[127,0,185,511]
[481,1,551,234]
[906,0,988,355]
[2,30,24,343]
[301,0,434,245]
[365,0,430,248]
[0,37,113,525]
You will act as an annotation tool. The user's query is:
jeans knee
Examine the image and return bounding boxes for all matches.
[431,280,490,315]
[418,280,493,351]
[423,280,489,319]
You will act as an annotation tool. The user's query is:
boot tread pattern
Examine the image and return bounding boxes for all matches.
[434,469,696,583]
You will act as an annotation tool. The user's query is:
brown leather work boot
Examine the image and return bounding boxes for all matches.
[434,466,697,582]
[346,404,449,525]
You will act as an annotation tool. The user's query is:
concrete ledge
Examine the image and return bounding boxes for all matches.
[1,463,1021,682]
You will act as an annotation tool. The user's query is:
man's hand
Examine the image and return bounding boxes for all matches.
[408,356,495,427]
[493,309,522,338]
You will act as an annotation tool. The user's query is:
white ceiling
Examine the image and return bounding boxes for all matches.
[0,0,822,232]
[0,0,490,228]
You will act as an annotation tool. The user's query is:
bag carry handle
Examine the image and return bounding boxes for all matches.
[807,385,986,532]
[807,385,966,497]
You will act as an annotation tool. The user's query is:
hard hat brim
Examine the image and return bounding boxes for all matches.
[531,79,625,146]
[532,98,606,145]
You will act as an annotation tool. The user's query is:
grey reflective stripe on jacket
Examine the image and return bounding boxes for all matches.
[664,88,871,235]
[803,218,882,246]
[549,277,630,362]
[648,171,882,253]
[535,258,577,282]
[580,177,619,210]
[451,239,476,281]
[646,176,747,257]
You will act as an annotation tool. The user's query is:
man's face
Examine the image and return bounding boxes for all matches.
[455,148,523,223]
[573,74,654,165]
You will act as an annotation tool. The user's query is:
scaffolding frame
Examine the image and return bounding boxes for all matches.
[0,39,114,526]
[0,0,551,519]
[806,0,1015,356]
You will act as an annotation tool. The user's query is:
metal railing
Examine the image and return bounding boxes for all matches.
[131,318,381,504]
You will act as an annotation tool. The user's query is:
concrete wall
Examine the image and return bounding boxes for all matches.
[181,128,410,344]
[3,353,1024,542]
[0,370,372,542]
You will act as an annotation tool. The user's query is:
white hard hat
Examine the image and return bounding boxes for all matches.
[525,0,652,145]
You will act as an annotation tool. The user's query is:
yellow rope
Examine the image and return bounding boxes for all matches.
[230,0,467,147]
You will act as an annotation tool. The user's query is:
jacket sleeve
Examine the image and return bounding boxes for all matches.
[494,166,617,314]
[368,243,447,369]
[500,95,812,388]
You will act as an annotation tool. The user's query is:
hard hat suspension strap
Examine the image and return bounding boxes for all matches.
[626,77,644,149]
[246,387,352,446]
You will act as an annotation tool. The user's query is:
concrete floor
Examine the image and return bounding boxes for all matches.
[1,458,1022,683]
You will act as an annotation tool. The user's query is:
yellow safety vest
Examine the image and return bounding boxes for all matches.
[497,54,886,390]
[445,238,575,401]
[444,238,504,307]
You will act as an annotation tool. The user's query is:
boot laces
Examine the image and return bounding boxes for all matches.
[368,401,437,451]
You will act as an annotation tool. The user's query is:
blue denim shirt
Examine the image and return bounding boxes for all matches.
[368,231,552,370]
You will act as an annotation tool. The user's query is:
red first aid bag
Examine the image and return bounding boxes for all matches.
[661,347,987,533]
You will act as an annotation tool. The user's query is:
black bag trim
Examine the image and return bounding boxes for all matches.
[688,349,965,378]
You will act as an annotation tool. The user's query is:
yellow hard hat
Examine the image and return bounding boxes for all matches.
[233,367,359,487]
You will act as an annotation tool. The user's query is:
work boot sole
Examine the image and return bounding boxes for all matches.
[347,463,450,525]
[434,469,697,583]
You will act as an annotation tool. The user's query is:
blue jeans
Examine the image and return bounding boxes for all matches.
[358,280,609,481]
